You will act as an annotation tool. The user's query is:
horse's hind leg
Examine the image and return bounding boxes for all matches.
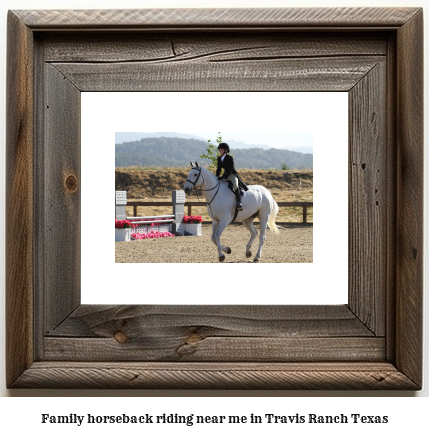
[242,216,258,259]
[211,220,231,261]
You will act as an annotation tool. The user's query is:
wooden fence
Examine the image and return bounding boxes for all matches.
[127,201,313,224]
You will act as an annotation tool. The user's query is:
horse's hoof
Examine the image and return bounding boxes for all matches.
[253,258,260,263]
[246,251,252,258]
[219,255,226,262]
[225,247,231,254]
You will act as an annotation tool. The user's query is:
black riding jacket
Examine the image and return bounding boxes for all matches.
[215,154,249,191]
[216,154,238,179]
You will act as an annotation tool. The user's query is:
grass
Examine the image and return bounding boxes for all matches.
[118,167,313,223]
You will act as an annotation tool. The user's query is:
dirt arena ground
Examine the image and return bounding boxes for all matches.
[115,223,312,263]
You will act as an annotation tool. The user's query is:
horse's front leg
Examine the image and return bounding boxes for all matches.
[214,218,231,262]
[211,221,218,246]
[254,215,268,262]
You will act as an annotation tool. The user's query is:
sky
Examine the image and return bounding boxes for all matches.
[188,132,313,149]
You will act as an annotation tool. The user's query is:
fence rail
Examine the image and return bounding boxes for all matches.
[127,201,313,224]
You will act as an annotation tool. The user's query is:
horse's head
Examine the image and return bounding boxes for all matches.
[183,161,202,194]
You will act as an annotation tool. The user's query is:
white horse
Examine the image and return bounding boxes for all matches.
[183,162,279,262]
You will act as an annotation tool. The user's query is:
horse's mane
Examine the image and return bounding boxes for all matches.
[199,166,217,181]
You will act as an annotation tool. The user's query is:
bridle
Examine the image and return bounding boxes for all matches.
[186,167,222,222]
[185,166,203,189]
[186,165,241,224]
[186,166,221,205]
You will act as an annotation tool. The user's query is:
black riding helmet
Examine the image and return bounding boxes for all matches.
[217,142,230,153]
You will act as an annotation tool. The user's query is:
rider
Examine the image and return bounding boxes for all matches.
[216,142,243,211]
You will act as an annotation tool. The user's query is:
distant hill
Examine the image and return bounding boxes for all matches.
[224,139,270,150]
[115,132,312,152]
[115,137,312,170]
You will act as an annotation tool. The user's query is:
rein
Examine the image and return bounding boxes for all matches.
[186,167,222,221]
[186,167,221,205]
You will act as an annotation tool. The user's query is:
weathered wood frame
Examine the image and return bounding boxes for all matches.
[6,8,423,389]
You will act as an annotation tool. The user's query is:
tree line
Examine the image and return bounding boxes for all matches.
[115,137,313,169]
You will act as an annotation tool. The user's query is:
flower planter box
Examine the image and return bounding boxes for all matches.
[115,228,131,242]
[134,223,173,234]
[157,223,172,233]
[133,225,151,234]
[185,223,202,236]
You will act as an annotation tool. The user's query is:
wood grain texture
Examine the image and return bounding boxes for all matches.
[44,337,385,362]
[6,11,35,388]
[48,305,374,338]
[395,9,424,388]
[348,62,386,336]
[14,8,420,29]
[11,362,419,390]
[42,33,388,63]
[52,56,383,92]
[384,33,398,364]
[33,37,47,361]
[43,305,380,362]
[6,7,423,390]
[43,64,81,333]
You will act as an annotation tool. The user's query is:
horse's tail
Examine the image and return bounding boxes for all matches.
[268,198,280,233]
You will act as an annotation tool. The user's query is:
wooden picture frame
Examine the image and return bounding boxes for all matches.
[6,7,423,389]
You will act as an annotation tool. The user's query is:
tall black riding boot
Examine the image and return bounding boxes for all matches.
[234,188,243,211]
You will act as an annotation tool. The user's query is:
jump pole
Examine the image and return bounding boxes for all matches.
[115,190,186,236]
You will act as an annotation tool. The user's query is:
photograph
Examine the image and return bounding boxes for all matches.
[114,131,314,264]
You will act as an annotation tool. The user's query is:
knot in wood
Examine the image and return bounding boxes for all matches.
[186,333,203,344]
[65,174,78,193]
[114,331,128,343]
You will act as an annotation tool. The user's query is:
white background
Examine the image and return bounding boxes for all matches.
[82,92,348,305]
[0,0,427,426]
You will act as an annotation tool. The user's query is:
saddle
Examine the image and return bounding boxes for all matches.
[226,181,245,198]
